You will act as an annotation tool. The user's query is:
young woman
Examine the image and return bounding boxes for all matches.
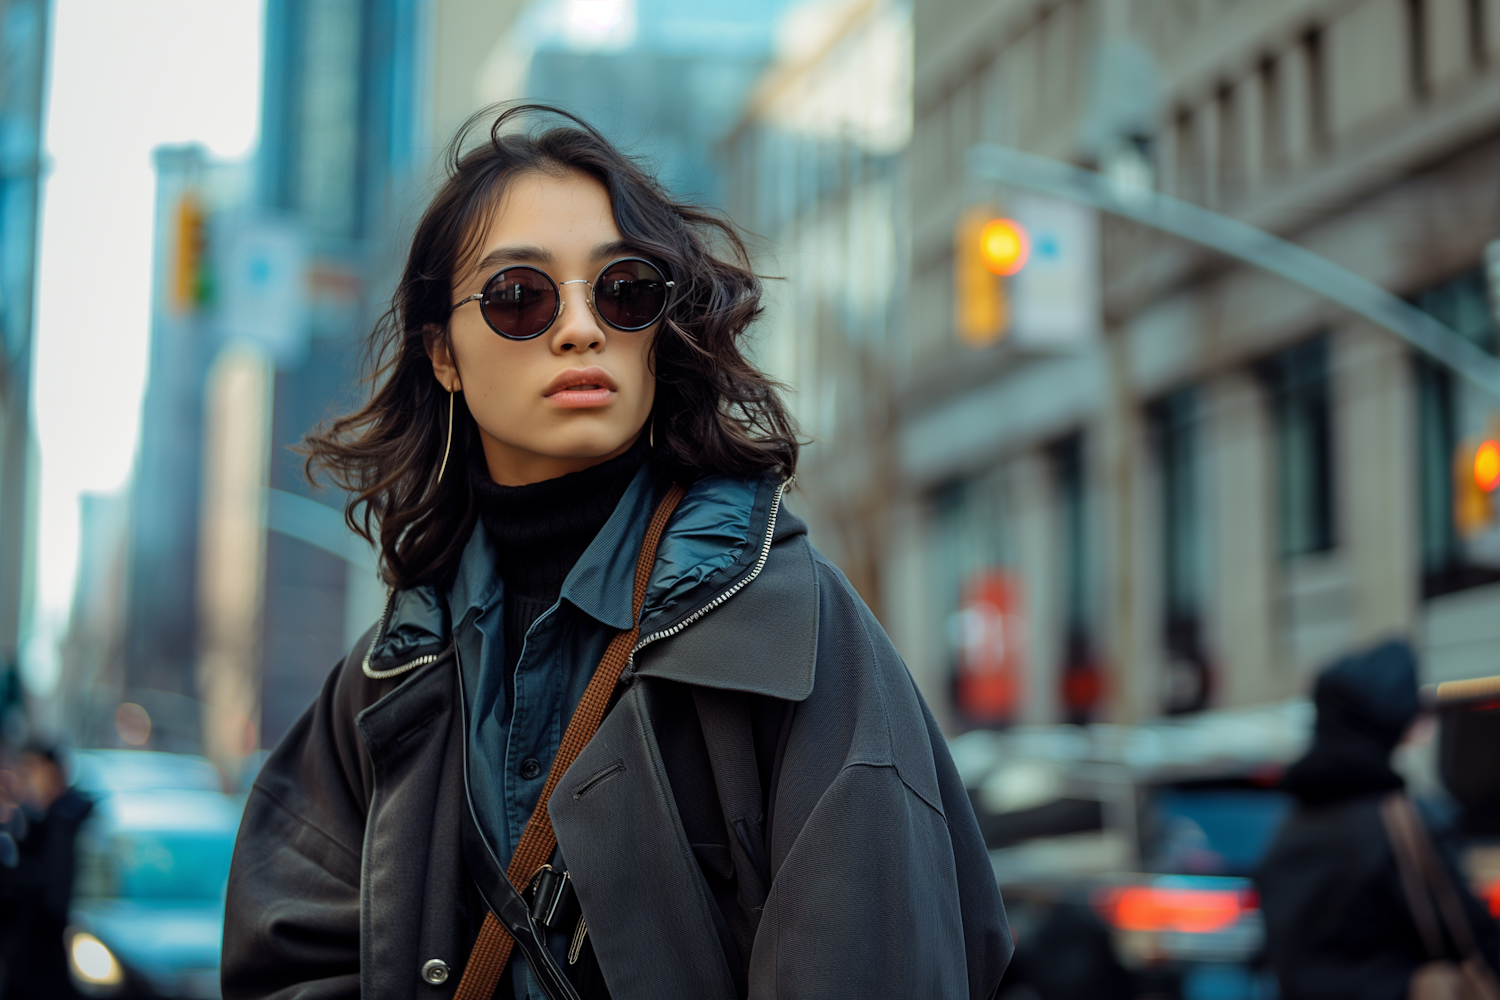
[222,106,1010,1000]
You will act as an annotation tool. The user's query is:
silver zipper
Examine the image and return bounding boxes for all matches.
[628,477,791,662]
[361,590,443,679]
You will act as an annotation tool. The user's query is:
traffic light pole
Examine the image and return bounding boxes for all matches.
[967,143,1500,399]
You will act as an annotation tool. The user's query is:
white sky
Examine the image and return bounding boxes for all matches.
[29,0,264,682]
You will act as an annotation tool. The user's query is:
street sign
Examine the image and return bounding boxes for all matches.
[1009,194,1100,349]
[218,217,309,366]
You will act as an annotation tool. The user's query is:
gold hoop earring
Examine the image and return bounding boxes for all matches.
[437,388,455,484]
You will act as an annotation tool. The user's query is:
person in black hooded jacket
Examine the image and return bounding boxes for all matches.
[1255,640,1499,1000]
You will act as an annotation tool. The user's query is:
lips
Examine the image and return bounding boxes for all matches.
[543,366,619,397]
[542,366,620,410]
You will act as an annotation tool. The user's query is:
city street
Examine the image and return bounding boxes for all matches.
[2,1,1500,998]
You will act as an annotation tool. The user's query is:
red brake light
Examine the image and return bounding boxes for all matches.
[1094,886,1254,934]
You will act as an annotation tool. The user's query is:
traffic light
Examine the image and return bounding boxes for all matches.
[956,208,1031,348]
[979,218,1030,276]
[1455,435,1500,537]
[173,192,210,313]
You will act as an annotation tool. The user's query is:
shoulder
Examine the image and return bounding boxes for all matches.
[250,609,446,825]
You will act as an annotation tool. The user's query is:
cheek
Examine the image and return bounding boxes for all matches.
[452,329,529,401]
[633,332,659,400]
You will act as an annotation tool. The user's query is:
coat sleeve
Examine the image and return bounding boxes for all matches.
[745,559,1012,999]
[222,655,377,1000]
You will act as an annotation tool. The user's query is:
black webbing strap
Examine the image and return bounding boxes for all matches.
[460,805,582,1000]
[692,686,771,960]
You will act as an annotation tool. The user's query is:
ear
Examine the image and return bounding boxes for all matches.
[423,324,461,393]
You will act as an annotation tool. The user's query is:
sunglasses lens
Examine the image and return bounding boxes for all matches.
[481,268,557,339]
[594,259,668,330]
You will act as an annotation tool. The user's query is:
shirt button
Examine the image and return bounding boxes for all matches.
[520,757,542,780]
[421,959,450,985]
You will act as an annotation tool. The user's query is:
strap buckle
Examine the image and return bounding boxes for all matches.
[526,864,581,932]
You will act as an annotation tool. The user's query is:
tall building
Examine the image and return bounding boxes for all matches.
[738,0,1500,731]
[516,0,798,205]
[722,0,913,628]
[58,492,130,746]
[0,0,49,724]
[103,0,437,767]
[118,146,253,753]
[249,0,432,754]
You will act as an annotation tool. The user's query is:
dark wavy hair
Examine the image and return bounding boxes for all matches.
[302,104,798,590]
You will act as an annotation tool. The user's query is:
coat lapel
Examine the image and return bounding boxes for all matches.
[550,681,739,1000]
[356,655,468,1000]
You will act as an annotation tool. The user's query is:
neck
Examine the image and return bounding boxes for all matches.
[480,433,641,486]
[469,434,651,601]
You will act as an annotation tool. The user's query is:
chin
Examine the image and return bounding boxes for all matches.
[538,425,642,460]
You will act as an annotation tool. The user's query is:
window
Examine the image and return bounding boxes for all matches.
[1261,337,1336,558]
[1216,83,1238,205]
[1301,28,1328,149]
[1259,55,1282,172]
[1150,388,1210,713]
[1472,0,1489,68]
[1175,107,1201,202]
[1051,434,1102,722]
[1408,0,1430,100]
[1414,268,1500,597]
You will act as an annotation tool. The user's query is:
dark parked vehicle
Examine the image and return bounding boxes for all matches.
[66,751,242,999]
[953,703,1310,1000]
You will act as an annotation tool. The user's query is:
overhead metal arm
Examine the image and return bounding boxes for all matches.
[967,143,1500,398]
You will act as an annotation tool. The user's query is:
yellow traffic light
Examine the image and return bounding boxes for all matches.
[1476,439,1500,493]
[173,193,208,313]
[1456,437,1500,537]
[956,207,1016,347]
[979,218,1030,276]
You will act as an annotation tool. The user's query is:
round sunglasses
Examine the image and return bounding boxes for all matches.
[450,256,674,340]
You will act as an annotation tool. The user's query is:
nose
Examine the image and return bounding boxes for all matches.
[550,280,605,354]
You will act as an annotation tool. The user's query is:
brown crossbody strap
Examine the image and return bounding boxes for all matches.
[1382,792,1493,961]
[1382,792,1449,959]
[454,482,687,1000]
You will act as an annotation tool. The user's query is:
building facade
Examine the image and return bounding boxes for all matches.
[251,0,432,758]
[0,0,50,731]
[79,0,435,767]
[115,147,254,754]
[737,0,1500,732]
[723,0,913,612]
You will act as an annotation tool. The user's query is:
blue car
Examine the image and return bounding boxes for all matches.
[66,751,243,999]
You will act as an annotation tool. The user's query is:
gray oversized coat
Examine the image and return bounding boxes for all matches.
[221,471,1012,1000]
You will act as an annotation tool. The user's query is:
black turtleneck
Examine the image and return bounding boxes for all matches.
[469,434,650,673]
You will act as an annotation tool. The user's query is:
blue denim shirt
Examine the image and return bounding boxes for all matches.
[447,464,659,999]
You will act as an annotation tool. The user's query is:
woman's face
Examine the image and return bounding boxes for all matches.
[431,169,658,486]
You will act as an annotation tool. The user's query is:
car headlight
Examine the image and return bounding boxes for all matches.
[68,930,124,992]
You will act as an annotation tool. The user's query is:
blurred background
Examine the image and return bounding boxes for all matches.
[3,0,1500,997]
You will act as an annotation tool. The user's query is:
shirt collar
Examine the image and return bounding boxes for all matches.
[447,516,503,620]
[558,462,657,631]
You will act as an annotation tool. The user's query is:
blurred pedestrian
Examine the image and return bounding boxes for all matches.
[3,743,92,1000]
[0,751,25,996]
[221,104,1011,1000]
[1256,640,1500,999]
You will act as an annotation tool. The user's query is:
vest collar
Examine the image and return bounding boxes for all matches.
[362,470,815,702]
